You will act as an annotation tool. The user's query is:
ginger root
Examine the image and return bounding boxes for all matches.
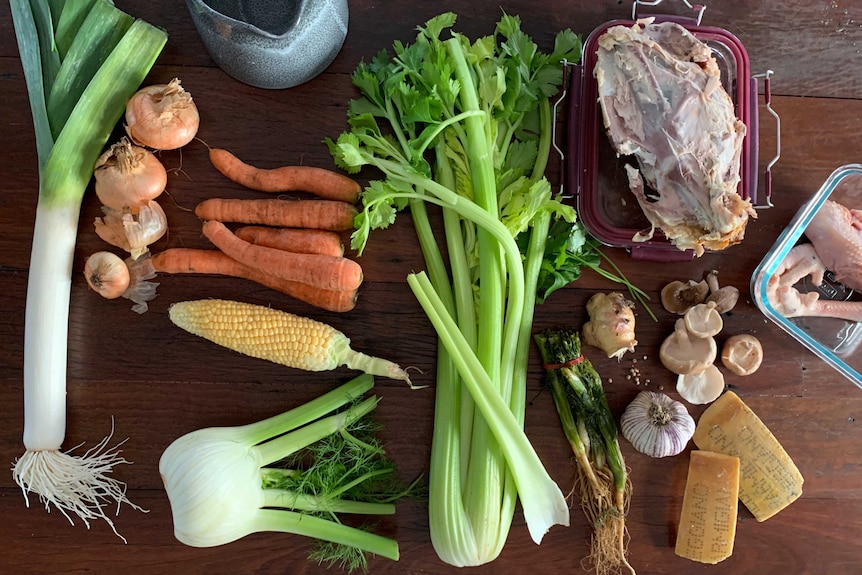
[582,292,638,360]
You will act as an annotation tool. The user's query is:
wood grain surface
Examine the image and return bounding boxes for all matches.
[1,1,861,574]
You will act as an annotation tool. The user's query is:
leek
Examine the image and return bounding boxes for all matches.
[10,0,166,537]
[328,13,582,565]
[159,374,410,572]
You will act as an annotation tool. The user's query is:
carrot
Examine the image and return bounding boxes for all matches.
[195,198,358,231]
[235,225,344,258]
[150,248,358,313]
[202,220,363,292]
[209,147,362,203]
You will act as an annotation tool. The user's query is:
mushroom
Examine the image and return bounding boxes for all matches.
[676,364,725,404]
[683,301,723,338]
[661,279,709,314]
[721,334,764,376]
[704,270,740,313]
[659,318,717,375]
[582,292,638,359]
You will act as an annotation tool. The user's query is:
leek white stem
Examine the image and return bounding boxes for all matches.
[13,196,143,539]
[22,203,77,450]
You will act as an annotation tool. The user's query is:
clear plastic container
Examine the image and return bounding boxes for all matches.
[566,16,759,261]
[751,164,862,388]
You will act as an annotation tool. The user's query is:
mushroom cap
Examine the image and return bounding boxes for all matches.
[703,270,740,313]
[661,279,709,314]
[707,286,740,314]
[721,334,764,376]
[659,318,717,374]
[676,365,725,404]
[684,301,724,338]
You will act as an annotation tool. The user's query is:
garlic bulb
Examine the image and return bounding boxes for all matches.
[620,391,695,458]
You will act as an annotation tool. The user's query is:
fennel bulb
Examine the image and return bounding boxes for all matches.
[159,375,409,571]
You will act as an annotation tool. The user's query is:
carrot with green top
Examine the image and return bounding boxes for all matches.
[150,248,358,312]
[195,198,358,231]
[209,147,362,203]
[202,220,363,292]
[234,225,345,258]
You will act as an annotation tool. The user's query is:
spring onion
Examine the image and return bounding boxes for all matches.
[533,329,634,575]
[10,0,166,536]
[159,374,411,572]
[328,13,581,565]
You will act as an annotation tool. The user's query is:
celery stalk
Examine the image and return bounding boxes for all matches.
[10,0,166,538]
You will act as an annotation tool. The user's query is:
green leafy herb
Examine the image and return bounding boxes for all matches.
[522,219,657,320]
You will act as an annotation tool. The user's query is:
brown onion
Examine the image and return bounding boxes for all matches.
[94,137,167,211]
[125,78,200,150]
[83,252,131,299]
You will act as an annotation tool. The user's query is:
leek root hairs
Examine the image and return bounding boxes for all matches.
[535,329,635,575]
[12,432,144,543]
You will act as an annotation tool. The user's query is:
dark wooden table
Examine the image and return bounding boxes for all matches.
[2,1,861,574]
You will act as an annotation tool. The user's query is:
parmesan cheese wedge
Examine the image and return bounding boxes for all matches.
[675,450,740,563]
[693,391,803,521]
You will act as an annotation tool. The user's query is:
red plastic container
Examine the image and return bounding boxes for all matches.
[565,15,760,261]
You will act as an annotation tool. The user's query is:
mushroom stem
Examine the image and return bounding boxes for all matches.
[706,270,720,293]
[673,319,695,354]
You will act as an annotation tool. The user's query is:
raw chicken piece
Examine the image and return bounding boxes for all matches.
[595,19,754,256]
[767,200,862,321]
[804,199,862,291]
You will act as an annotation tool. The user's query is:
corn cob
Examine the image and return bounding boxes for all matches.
[168,299,412,384]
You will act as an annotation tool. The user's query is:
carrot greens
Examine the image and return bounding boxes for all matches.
[328,12,583,565]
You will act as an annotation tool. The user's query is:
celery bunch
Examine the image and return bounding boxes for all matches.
[328,13,581,565]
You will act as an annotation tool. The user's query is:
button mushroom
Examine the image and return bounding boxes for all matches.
[582,292,638,359]
[659,318,717,375]
[661,279,709,314]
[704,269,740,314]
[676,364,725,404]
[683,301,723,338]
[721,334,764,376]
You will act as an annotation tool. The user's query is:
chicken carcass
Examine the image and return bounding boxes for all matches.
[595,19,754,256]
[767,200,862,321]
